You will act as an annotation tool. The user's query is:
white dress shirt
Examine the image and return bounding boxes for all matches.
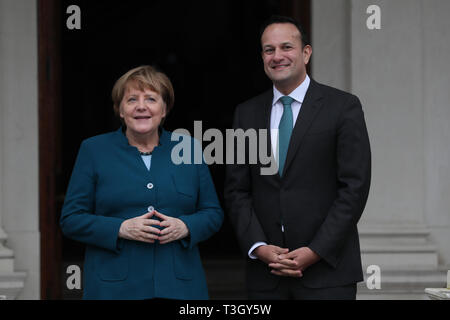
[141,154,152,170]
[248,75,311,259]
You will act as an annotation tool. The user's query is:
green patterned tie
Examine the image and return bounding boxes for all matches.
[278,96,294,176]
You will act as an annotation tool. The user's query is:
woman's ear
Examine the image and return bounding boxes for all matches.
[162,102,167,118]
[118,102,124,119]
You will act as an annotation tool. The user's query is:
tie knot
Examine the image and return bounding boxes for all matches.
[280,96,294,107]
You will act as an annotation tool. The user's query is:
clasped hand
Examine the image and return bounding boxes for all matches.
[254,245,320,278]
[118,210,189,244]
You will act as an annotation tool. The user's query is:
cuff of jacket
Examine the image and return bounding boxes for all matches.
[178,215,196,249]
[307,242,339,269]
[102,217,125,253]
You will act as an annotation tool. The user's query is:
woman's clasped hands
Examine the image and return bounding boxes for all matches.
[118,210,189,244]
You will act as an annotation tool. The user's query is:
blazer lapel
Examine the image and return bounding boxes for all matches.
[282,79,324,176]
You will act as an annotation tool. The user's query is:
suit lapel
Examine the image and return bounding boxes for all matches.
[259,90,281,183]
[282,79,324,176]
[261,89,273,154]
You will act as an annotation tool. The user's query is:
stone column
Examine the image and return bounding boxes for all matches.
[422,0,450,268]
[0,0,39,299]
[312,0,449,299]
[311,0,351,92]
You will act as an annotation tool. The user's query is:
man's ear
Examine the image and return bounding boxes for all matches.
[303,45,312,65]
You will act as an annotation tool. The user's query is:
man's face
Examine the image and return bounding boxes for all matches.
[261,23,311,92]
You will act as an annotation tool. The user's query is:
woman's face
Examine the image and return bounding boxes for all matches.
[120,84,166,137]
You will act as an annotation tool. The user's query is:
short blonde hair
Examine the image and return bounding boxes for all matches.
[112,65,175,123]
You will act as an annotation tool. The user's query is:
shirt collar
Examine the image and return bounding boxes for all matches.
[115,126,168,148]
[272,74,311,106]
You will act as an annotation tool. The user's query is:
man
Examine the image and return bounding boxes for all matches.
[224,15,371,299]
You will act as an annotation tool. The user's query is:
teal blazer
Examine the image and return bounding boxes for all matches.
[60,127,224,299]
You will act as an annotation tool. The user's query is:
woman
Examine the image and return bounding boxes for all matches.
[60,65,223,299]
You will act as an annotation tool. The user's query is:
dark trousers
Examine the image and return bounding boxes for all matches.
[248,278,357,300]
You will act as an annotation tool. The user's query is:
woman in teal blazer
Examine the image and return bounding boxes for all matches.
[60,66,223,300]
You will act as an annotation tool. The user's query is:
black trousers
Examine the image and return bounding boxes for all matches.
[248,278,357,300]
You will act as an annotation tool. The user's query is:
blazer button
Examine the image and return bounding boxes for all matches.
[147,182,154,189]
[148,206,154,212]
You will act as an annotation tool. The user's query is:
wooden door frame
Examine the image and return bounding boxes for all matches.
[38,0,63,299]
[37,0,311,299]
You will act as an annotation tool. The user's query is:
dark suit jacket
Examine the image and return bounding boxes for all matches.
[61,128,223,299]
[224,79,371,290]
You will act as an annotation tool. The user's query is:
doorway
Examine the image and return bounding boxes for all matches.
[39,0,311,299]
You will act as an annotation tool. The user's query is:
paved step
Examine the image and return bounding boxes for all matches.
[358,267,448,300]
[203,258,247,299]
[0,272,27,300]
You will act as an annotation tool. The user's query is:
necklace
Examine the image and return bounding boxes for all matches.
[139,150,152,156]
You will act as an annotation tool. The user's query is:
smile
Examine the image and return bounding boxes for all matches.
[272,64,290,70]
